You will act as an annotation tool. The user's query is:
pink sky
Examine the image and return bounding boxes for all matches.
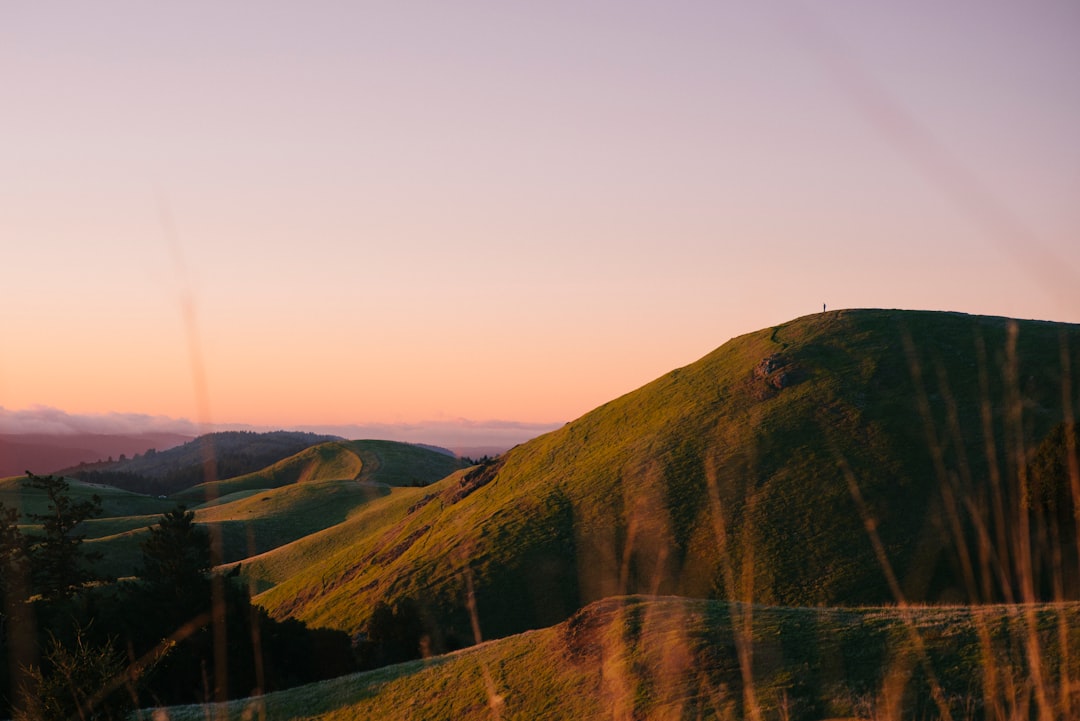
[2,1,1078,432]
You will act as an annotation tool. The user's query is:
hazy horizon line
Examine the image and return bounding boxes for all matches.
[0,405,564,449]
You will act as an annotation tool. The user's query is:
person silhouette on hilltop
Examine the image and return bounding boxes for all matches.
[823,303,826,313]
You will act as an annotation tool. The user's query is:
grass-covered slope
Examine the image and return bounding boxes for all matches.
[84,480,395,578]
[0,476,178,580]
[149,595,1080,721]
[237,480,435,596]
[173,439,465,503]
[85,441,463,578]
[4,441,466,580]
[0,476,176,521]
[251,310,1080,642]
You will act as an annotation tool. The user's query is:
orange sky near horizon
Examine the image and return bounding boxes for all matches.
[2,1,1078,431]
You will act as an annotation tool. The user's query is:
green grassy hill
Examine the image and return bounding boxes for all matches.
[0,475,176,521]
[3,440,467,580]
[249,310,1080,644]
[148,595,1080,721]
[173,439,465,503]
[6,310,1079,718]
[64,430,342,496]
[100,441,463,578]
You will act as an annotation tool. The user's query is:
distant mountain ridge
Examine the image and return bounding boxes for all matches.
[0,431,192,478]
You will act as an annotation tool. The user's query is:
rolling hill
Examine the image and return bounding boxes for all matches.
[173,439,465,503]
[64,430,342,496]
[0,475,178,521]
[2,440,467,581]
[245,310,1080,646]
[4,309,1078,718]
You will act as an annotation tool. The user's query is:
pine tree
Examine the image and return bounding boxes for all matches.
[137,505,211,609]
[23,473,103,602]
[0,502,28,602]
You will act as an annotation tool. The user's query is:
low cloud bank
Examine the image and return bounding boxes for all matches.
[296,419,564,451]
[0,407,562,453]
[0,406,201,437]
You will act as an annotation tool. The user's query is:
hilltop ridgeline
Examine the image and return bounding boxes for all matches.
[250,309,1080,645]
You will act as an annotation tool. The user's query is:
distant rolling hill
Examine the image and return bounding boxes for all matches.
[173,439,467,503]
[0,475,179,520]
[64,430,342,496]
[1,437,467,580]
[246,310,1080,646]
[71,439,468,579]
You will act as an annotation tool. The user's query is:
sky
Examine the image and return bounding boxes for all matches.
[2,1,1078,440]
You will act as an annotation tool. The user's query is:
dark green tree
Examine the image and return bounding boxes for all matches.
[116,505,214,703]
[359,597,427,668]
[138,505,211,596]
[0,502,28,603]
[1,501,32,714]
[1028,420,1080,514]
[1026,420,1080,598]
[23,472,103,602]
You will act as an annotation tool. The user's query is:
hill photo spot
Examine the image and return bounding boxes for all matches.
[3,310,1080,718]
[2,1,1078,718]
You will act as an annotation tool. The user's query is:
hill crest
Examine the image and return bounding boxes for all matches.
[249,309,1080,641]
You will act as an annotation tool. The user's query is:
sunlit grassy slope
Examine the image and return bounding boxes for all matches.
[174,439,465,502]
[250,310,1080,643]
[149,595,1080,721]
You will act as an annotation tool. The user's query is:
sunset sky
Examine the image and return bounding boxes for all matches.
[2,1,1078,437]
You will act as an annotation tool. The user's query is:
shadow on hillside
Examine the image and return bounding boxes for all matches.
[153,654,456,720]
